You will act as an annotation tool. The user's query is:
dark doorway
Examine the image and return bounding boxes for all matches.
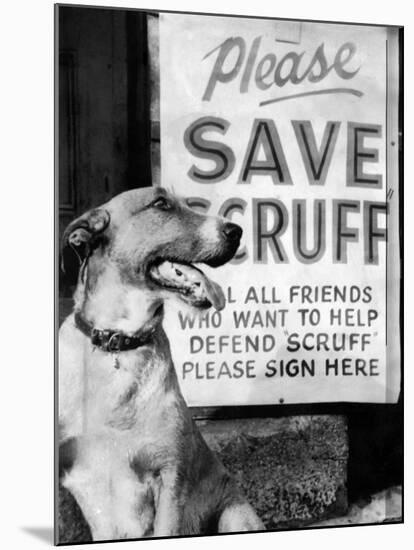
[58,6,152,295]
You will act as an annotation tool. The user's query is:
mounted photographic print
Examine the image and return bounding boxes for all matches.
[56,3,403,545]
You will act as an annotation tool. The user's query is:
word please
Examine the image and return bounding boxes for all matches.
[202,37,359,101]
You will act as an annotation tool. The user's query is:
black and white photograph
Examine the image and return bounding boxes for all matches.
[55,3,403,546]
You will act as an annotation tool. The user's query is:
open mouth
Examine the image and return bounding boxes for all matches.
[148,260,226,311]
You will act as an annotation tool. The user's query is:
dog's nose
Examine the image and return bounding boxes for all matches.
[222,222,242,242]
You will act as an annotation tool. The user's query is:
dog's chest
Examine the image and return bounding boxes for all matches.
[64,362,179,510]
[60,336,179,454]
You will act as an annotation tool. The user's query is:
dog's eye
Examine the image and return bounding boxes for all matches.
[152,197,172,211]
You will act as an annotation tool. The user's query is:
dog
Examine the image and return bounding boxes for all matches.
[58,186,264,541]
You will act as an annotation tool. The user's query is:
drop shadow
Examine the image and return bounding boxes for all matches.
[21,527,54,545]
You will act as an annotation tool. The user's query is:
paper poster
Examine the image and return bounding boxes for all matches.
[159,14,400,405]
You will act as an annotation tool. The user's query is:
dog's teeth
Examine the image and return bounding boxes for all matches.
[154,260,225,311]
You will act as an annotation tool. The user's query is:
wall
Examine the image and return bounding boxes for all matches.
[58,6,152,242]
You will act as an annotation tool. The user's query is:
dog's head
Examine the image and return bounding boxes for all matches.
[62,187,242,311]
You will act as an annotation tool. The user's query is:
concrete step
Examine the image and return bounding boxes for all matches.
[198,415,348,529]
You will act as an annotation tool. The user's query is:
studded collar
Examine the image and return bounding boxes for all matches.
[74,307,162,353]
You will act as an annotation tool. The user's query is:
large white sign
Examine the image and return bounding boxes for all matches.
[159,14,400,406]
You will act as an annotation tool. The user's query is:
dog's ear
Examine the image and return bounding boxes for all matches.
[61,208,110,276]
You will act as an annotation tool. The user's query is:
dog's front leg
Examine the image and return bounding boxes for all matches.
[152,468,182,536]
[63,459,155,541]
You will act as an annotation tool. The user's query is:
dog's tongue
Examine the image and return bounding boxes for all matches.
[194,266,226,311]
[156,261,226,311]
